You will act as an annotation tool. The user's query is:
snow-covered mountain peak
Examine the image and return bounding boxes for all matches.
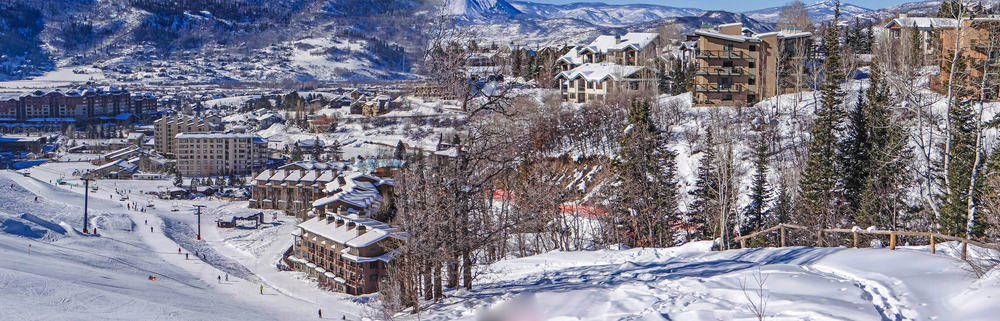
[444,0,522,18]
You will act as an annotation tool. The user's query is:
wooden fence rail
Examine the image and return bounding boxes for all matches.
[733,224,1000,260]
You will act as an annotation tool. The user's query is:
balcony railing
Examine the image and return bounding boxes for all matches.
[695,67,746,76]
[696,50,755,61]
[695,83,745,93]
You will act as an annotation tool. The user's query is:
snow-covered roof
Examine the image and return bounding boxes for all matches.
[296,213,401,251]
[695,29,751,42]
[556,47,584,65]
[555,62,645,82]
[581,33,659,54]
[885,17,958,30]
[92,159,138,173]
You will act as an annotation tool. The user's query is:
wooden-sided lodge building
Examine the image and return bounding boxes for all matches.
[936,17,1000,99]
[249,161,350,218]
[691,23,811,107]
[287,171,400,295]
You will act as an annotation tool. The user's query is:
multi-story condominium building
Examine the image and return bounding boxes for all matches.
[555,62,658,103]
[289,212,403,295]
[885,14,957,57]
[937,17,1000,99]
[250,161,350,218]
[287,171,398,295]
[175,132,268,177]
[554,32,662,102]
[153,115,217,157]
[0,87,156,122]
[692,23,812,107]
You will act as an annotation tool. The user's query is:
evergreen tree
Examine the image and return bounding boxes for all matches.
[857,61,911,229]
[937,0,963,18]
[743,125,771,235]
[798,6,846,229]
[394,140,407,160]
[607,99,679,247]
[291,143,304,162]
[689,128,718,239]
[172,168,183,187]
[841,90,871,220]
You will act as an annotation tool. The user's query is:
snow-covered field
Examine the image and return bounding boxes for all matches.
[417,241,1000,320]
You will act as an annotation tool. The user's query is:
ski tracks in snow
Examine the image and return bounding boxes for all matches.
[804,265,917,321]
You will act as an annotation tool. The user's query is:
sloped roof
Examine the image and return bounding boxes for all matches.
[885,17,958,30]
[555,62,645,82]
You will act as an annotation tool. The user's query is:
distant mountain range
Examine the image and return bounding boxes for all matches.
[744,0,872,23]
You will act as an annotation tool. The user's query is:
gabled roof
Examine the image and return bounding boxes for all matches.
[582,33,659,54]
[555,62,645,82]
[885,17,958,30]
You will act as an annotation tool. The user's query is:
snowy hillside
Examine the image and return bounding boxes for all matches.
[444,0,523,19]
[744,0,872,23]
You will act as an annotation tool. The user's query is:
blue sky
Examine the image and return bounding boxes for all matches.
[526,0,915,12]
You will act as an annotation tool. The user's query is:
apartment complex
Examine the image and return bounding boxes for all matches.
[937,18,1000,99]
[555,32,662,102]
[692,23,811,107]
[289,212,403,295]
[0,87,156,122]
[250,161,349,218]
[885,14,957,57]
[287,171,398,295]
[175,132,268,177]
[153,114,218,157]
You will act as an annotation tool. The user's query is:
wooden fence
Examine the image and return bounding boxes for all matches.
[733,223,1000,260]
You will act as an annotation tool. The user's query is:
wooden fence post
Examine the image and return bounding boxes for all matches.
[740,238,746,249]
[816,230,823,247]
[962,240,968,260]
[779,225,786,248]
[889,231,896,250]
[929,233,935,254]
[853,232,858,248]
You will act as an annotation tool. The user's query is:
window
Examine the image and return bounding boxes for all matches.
[748,61,755,68]
[748,78,756,85]
[723,43,733,52]
[717,77,733,89]
[749,45,757,52]
[723,94,733,101]
[722,61,734,68]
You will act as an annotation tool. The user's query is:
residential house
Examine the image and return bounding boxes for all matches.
[885,14,957,57]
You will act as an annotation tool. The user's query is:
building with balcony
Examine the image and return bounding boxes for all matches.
[0,87,156,123]
[250,161,349,218]
[286,170,399,295]
[885,14,957,58]
[555,62,658,103]
[937,17,1000,99]
[554,32,663,102]
[288,211,404,295]
[692,23,811,107]
[175,132,268,177]
[153,114,218,157]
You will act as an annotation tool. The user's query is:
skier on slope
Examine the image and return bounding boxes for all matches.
[318,309,322,318]
[260,285,263,295]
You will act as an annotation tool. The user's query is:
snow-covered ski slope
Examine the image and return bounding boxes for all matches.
[0,167,368,320]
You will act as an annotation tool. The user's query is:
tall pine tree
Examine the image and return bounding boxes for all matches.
[798,4,846,229]
[743,124,771,235]
[608,99,681,247]
[689,128,718,239]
